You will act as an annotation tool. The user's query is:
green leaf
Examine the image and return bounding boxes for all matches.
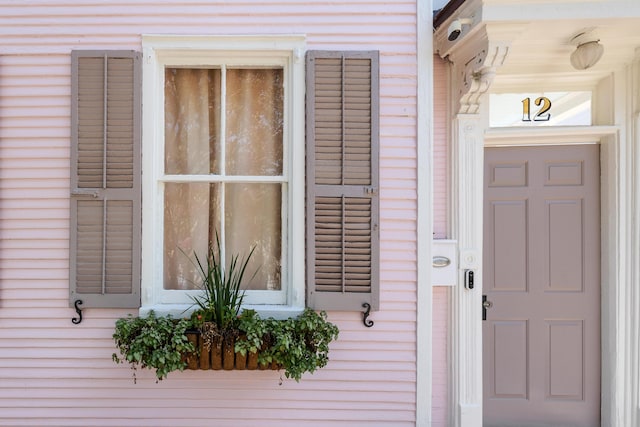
[111,311,195,383]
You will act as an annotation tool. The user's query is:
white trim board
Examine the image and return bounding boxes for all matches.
[484,125,619,146]
[416,0,434,425]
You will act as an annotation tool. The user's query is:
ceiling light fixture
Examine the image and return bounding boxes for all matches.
[570,30,604,70]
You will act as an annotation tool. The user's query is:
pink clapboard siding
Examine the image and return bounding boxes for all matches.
[431,56,450,427]
[433,56,448,241]
[0,1,425,426]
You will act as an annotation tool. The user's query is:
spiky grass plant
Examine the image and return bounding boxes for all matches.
[188,234,256,331]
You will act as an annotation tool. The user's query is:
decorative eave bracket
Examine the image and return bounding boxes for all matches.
[435,16,514,115]
[454,42,509,114]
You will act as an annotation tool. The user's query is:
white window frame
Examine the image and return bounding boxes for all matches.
[140,35,306,318]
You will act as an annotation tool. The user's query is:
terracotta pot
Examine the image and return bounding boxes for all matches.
[182,330,278,372]
[198,335,210,370]
[223,337,235,370]
[185,331,199,370]
[246,351,259,370]
[258,360,270,370]
[234,335,247,370]
[235,352,246,370]
[211,340,223,370]
[258,341,270,370]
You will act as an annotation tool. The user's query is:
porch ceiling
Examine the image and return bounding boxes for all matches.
[435,0,640,93]
[492,17,640,92]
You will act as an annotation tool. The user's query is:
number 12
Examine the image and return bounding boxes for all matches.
[522,97,551,122]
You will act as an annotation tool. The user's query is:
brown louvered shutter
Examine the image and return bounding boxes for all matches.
[69,51,141,308]
[306,51,380,311]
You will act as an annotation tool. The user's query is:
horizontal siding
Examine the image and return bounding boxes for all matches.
[432,56,450,427]
[0,1,423,426]
[433,56,448,240]
[432,288,450,427]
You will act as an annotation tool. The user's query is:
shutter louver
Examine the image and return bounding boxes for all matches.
[69,51,141,308]
[306,51,380,311]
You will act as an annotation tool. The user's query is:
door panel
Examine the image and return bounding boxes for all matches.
[483,145,600,427]
[546,320,584,400]
[547,199,583,291]
[490,200,528,291]
[490,320,529,399]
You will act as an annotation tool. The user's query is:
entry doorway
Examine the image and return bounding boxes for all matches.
[482,144,601,427]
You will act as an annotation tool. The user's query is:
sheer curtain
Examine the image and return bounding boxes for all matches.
[163,67,283,291]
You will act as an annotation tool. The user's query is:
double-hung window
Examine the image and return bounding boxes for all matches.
[69,38,380,316]
[141,36,306,314]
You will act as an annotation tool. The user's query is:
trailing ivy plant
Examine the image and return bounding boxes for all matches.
[274,308,339,382]
[235,309,267,357]
[112,311,195,383]
[236,308,340,382]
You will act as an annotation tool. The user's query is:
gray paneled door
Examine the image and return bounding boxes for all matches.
[483,145,600,427]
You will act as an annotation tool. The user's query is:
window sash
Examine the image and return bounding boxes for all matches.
[162,65,285,294]
[164,66,285,177]
[141,35,306,311]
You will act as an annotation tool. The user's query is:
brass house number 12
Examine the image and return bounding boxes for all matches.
[522,97,552,122]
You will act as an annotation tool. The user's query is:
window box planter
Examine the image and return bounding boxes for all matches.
[112,308,338,383]
[112,240,339,383]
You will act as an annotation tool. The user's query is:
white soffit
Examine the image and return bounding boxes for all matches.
[436,0,640,92]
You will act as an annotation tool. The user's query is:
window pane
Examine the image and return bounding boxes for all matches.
[164,182,221,290]
[226,183,282,291]
[489,92,592,127]
[165,68,221,175]
[163,182,281,292]
[226,69,283,176]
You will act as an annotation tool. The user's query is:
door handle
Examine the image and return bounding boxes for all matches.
[482,295,493,321]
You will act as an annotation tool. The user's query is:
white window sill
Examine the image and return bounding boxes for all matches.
[139,304,305,320]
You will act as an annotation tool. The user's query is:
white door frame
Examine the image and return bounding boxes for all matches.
[449,104,640,426]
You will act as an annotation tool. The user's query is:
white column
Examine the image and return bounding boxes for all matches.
[444,39,506,427]
[435,16,510,426]
[598,60,640,427]
[618,59,640,427]
[449,113,485,427]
